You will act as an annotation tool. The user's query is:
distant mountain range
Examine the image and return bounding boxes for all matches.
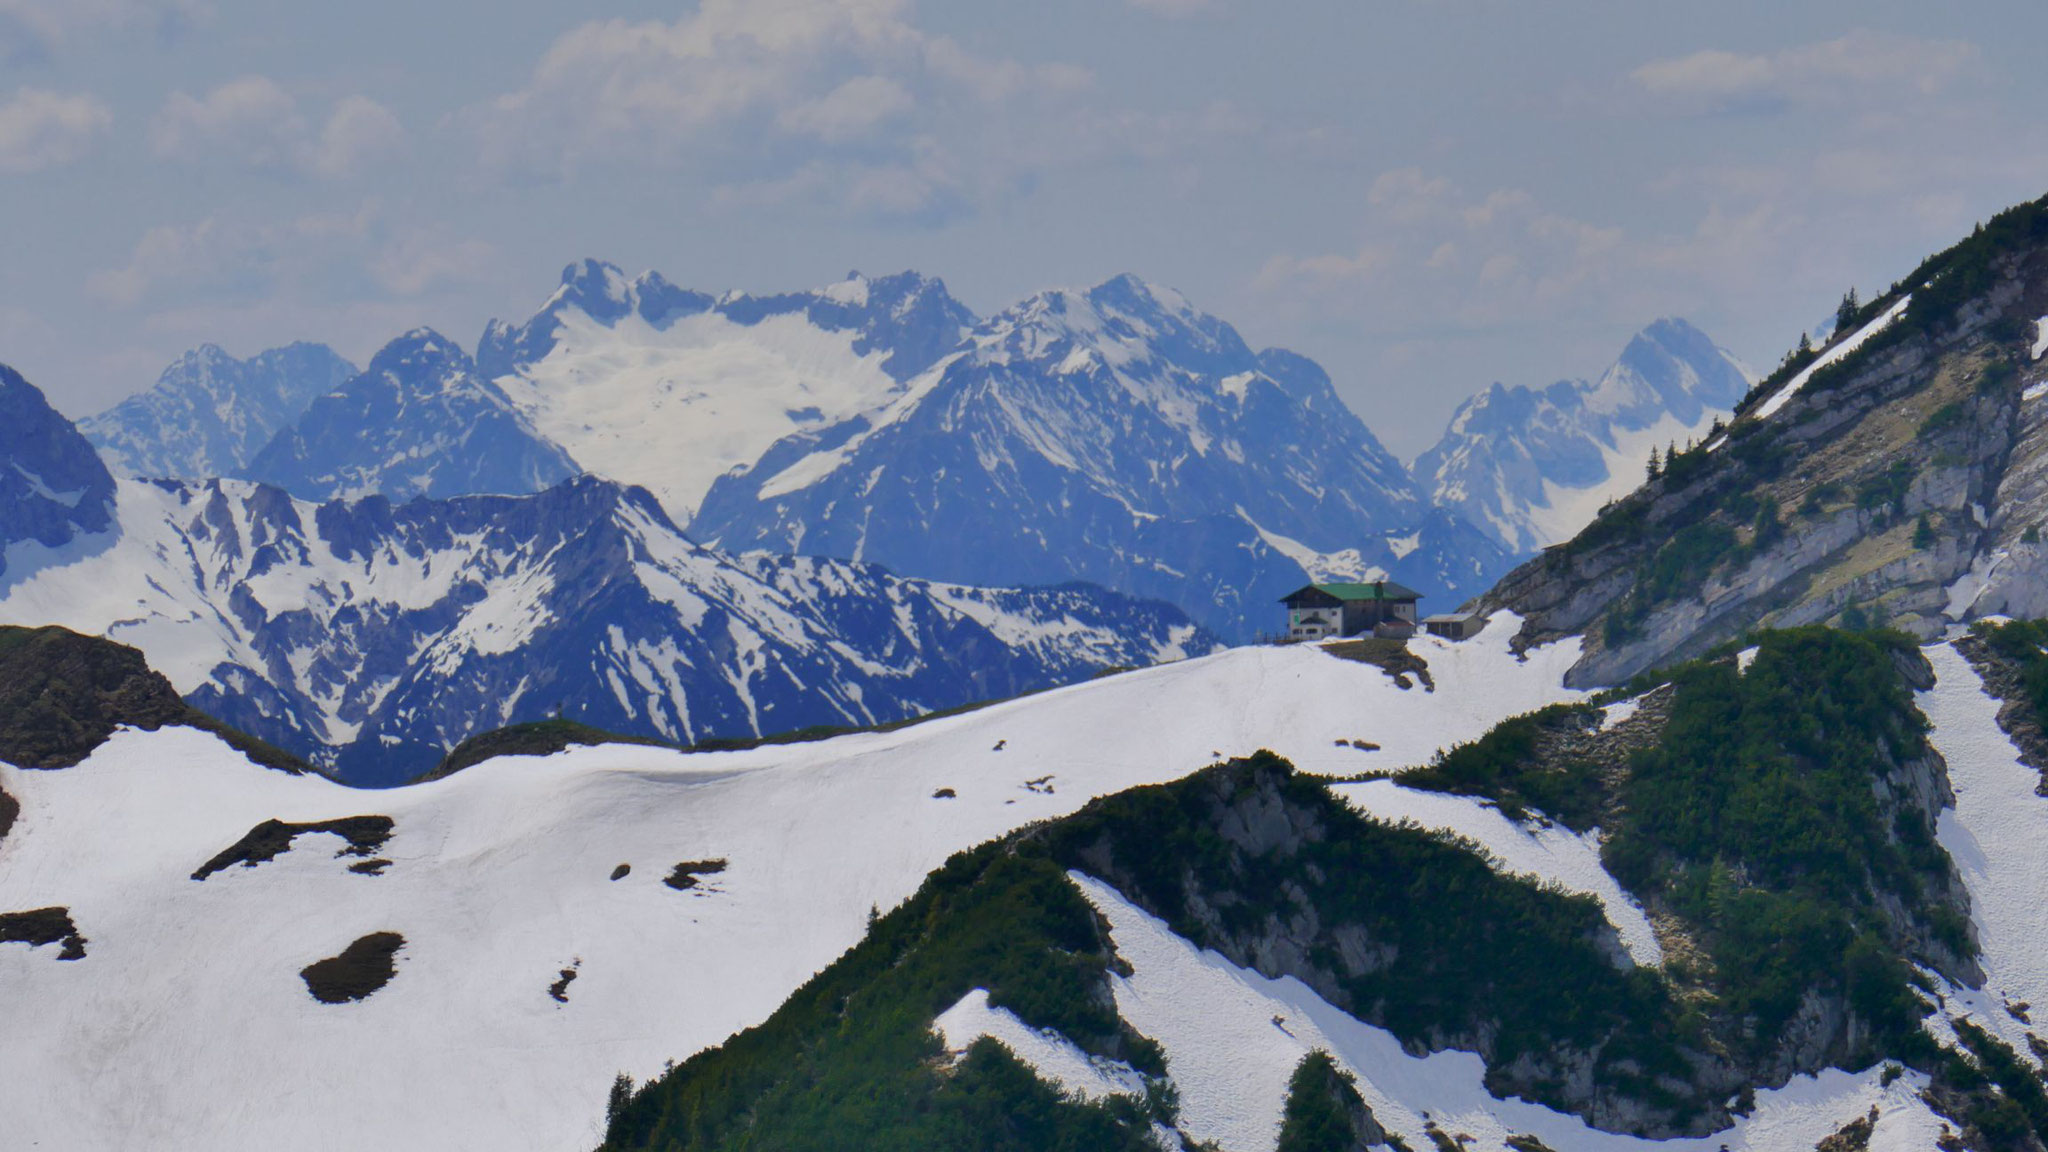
[80,342,354,481]
[0,367,1217,785]
[70,263,1750,641]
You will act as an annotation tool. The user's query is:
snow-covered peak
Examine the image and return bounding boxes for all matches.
[373,327,471,376]
[1584,316,1751,428]
[971,274,1254,379]
[820,271,870,307]
[1416,317,1752,555]
[547,257,635,325]
[241,329,576,504]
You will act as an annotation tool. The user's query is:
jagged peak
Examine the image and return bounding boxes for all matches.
[369,327,472,375]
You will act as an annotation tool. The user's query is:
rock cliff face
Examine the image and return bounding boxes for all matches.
[1486,195,2048,686]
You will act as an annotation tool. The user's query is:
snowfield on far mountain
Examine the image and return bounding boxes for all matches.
[0,476,1211,785]
[495,305,909,520]
[5,628,2029,1151]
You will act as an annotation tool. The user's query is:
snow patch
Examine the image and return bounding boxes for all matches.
[1753,295,1910,422]
[1924,644,2048,1059]
[933,988,1147,1101]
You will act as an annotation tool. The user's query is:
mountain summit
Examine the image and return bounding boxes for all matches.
[241,327,578,503]
[81,342,354,481]
[1415,317,1751,553]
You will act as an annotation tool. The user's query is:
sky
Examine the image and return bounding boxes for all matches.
[3,0,2047,459]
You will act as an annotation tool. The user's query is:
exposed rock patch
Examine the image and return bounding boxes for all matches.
[0,625,311,773]
[419,716,673,783]
[0,784,17,844]
[191,816,394,881]
[1320,637,1434,690]
[301,932,405,1004]
[1484,205,2048,686]
[548,959,581,1004]
[0,906,86,960]
[663,860,727,891]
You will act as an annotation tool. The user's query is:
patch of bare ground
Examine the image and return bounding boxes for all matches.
[0,906,86,960]
[191,816,394,881]
[301,932,405,1004]
[0,784,16,843]
[1816,1105,1880,1151]
[664,859,728,891]
[549,959,581,1004]
[1319,637,1434,690]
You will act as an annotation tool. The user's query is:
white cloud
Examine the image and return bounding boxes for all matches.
[151,75,304,166]
[0,0,209,56]
[0,87,111,172]
[88,205,490,309]
[313,95,406,178]
[151,76,402,177]
[777,75,913,140]
[1630,30,1979,113]
[1255,168,1626,332]
[714,134,966,222]
[470,0,1088,178]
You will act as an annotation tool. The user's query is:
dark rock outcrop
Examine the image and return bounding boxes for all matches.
[0,625,309,773]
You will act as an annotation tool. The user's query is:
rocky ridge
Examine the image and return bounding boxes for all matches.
[1485,194,2048,686]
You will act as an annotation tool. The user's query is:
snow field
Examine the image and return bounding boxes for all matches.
[496,307,906,519]
[1922,643,2048,1063]
[0,625,1584,1152]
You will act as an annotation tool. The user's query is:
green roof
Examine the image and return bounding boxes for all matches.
[1282,582,1423,603]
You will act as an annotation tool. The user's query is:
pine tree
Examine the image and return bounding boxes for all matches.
[1798,331,1814,357]
[1646,445,1662,480]
[1836,287,1861,335]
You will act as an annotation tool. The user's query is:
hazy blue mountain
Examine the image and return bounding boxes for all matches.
[690,274,1504,639]
[241,328,579,503]
[0,467,1217,785]
[80,343,355,480]
[0,362,115,580]
[1414,318,1752,553]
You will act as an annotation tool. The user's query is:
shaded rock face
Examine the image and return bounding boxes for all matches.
[1486,206,2048,687]
[0,363,115,578]
[692,276,1502,640]
[81,342,355,480]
